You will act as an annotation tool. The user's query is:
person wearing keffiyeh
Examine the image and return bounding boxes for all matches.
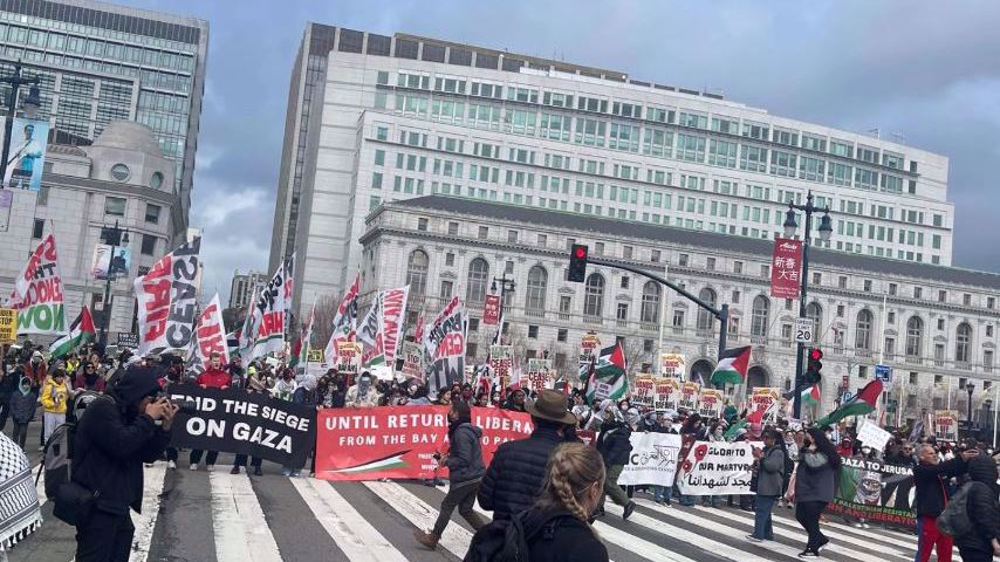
[0,430,42,555]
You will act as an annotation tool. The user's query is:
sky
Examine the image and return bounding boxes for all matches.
[120,0,1000,302]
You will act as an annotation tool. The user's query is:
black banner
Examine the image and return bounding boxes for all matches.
[168,385,316,467]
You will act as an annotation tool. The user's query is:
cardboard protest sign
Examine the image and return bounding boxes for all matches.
[526,358,552,393]
[934,410,959,441]
[632,377,656,408]
[660,353,685,379]
[697,389,724,419]
[679,381,701,411]
[825,458,915,529]
[8,234,67,335]
[169,385,317,467]
[334,341,361,375]
[616,432,682,487]
[315,406,533,481]
[750,387,781,422]
[134,237,201,356]
[654,378,680,411]
[676,441,759,496]
[401,341,424,381]
[856,420,892,453]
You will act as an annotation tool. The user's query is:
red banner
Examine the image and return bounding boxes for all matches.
[770,238,803,299]
[483,294,501,325]
[315,405,534,481]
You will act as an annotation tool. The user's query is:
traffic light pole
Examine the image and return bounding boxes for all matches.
[792,209,813,419]
[586,257,729,358]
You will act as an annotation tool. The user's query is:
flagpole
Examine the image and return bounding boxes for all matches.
[993,384,999,448]
[656,278,666,377]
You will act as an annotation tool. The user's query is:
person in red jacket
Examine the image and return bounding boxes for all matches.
[189,352,230,471]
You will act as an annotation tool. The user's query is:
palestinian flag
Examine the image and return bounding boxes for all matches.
[585,341,628,404]
[49,307,96,360]
[289,302,315,370]
[801,383,822,407]
[710,346,751,386]
[815,380,883,429]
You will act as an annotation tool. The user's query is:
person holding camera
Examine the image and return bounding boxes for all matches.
[70,365,177,562]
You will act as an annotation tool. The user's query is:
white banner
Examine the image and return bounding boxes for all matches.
[617,432,682,487]
[249,257,290,360]
[134,237,202,356]
[358,292,385,366]
[676,440,760,496]
[323,274,360,366]
[187,293,229,374]
[381,285,409,367]
[7,234,67,335]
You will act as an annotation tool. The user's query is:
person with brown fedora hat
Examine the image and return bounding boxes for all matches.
[478,389,579,520]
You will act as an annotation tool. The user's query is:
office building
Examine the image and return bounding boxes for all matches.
[361,196,996,425]
[0,0,209,235]
[271,24,952,316]
[228,269,267,310]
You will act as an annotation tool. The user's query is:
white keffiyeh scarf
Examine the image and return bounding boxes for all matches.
[0,431,42,551]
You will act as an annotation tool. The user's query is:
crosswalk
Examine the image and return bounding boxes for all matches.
[9,457,947,562]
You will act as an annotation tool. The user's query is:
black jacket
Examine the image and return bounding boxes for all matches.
[446,423,486,485]
[595,422,632,467]
[913,457,966,518]
[478,425,563,520]
[522,508,609,562]
[954,457,1000,555]
[72,367,171,516]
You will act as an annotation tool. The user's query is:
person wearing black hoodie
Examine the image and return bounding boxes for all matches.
[415,401,487,549]
[72,365,176,562]
[953,455,1000,562]
[595,413,636,519]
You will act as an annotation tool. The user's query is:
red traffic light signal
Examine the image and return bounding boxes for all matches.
[809,348,823,362]
[568,244,589,282]
[806,347,823,384]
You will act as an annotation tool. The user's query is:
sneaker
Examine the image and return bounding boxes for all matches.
[817,537,829,552]
[190,463,198,471]
[206,465,215,473]
[168,460,177,470]
[797,550,819,558]
[230,466,240,475]
[281,468,293,477]
[253,467,262,476]
[623,501,636,521]
[745,535,763,543]
[414,530,439,549]
[861,523,870,529]
[852,523,863,528]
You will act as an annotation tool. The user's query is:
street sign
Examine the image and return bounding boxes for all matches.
[794,317,814,343]
[0,308,16,344]
[875,364,892,383]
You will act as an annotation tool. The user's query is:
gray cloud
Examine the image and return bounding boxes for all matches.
[126,0,1000,301]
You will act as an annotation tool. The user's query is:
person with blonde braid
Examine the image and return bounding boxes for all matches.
[470,442,609,562]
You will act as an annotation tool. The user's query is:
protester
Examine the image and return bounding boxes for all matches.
[71,365,176,561]
[468,442,610,562]
[74,361,107,393]
[595,405,635,519]
[793,427,841,557]
[952,455,1000,562]
[345,371,380,408]
[0,360,16,433]
[8,374,36,450]
[190,352,230,472]
[747,429,784,543]
[478,389,577,520]
[415,401,488,549]
[502,388,526,412]
[913,443,977,562]
[40,368,70,446]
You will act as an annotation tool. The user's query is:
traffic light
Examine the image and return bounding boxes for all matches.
[805,347,823,384]
[568,244,589,282]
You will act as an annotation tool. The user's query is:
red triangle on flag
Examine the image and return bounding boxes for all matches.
[80,306,97,335]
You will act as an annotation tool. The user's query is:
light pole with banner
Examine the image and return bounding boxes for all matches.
[97,221,130,348]
[0,61,42,186]
[783,191,834,418]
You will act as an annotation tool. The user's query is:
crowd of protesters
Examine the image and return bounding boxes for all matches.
[3,337,1000,562]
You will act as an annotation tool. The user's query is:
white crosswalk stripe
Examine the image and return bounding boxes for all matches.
[12,466,954,562]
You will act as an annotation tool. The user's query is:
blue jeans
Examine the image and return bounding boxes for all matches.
[653,485,672,504]
[753,495,777,540]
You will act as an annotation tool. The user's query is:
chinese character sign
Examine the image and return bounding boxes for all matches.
[770,238,803,299]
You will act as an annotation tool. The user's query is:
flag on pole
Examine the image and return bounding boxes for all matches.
[801,383,822,408]
[290,301,315,370]
[710,346,751,386]
[49,307,96,360]
[324,274,360,365]
[584,341,629,404]
[815,380,884,429]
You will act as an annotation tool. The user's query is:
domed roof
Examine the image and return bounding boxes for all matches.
[91,121,163,156]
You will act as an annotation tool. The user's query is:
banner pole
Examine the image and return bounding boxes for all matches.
[993,384,999,448]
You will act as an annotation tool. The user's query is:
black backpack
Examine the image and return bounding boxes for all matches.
[34,392,105,500]
[463,511,573,562]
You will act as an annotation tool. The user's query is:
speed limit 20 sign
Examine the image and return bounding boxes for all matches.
[794,317,814,343]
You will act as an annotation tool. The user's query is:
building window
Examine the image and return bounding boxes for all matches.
[888,283,897,296]
[858,365,868,379]
[887,311,896,324]
[863,280,872,292]
[884,337,896,357]
[855,309,873,350]
[955,322,972,363]
[525,266,547,317]
[985,350,994,373]
[37,185,49,206]
[150,171,164,189]
[584,273,605,318]
[448,222,459,235]
[641,281,661,324]
[528,325,539,339]
[406,250,429,296]
[938,318,945,330]
[620,276,630,290]
[439,280,453,299]
[963,293,972,306]
[110,163,130,181]
[616,303,629,321]
[838,276,848,289]
[761,264,770,277]
[678,253,689,266]
[466,258,489,304]
[731,290,741,303]
[145,204,161,224]
[706,257,716,271]
[140,234,156,256]
[837,304,845,318]
[538,234,547,247]
[32,218,44,239]
[505,260,514,275]
[672,309,685,328]
[751,295,770,338]
[914,287,923,299]
[478,226,488,239]
[806,302,822,337]
[694,288,716,331]
[557,329,568,342]
[508,230,519,243]
[988,296,996,309]
[445,252,455,267]
[734,261,743,274]
[559,296,572,318]
[643,339,654,353]
[417,218,428,231]
[905,317,923,358]
[651,249,661,263]
[938,290,947,303]
[104,196,126,216]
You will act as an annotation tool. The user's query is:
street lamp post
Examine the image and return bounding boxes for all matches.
[98,221,129,348]
[966,382,975,434]
[0,62,42,188]
[491,273,516,341]
[784,191,834,419]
